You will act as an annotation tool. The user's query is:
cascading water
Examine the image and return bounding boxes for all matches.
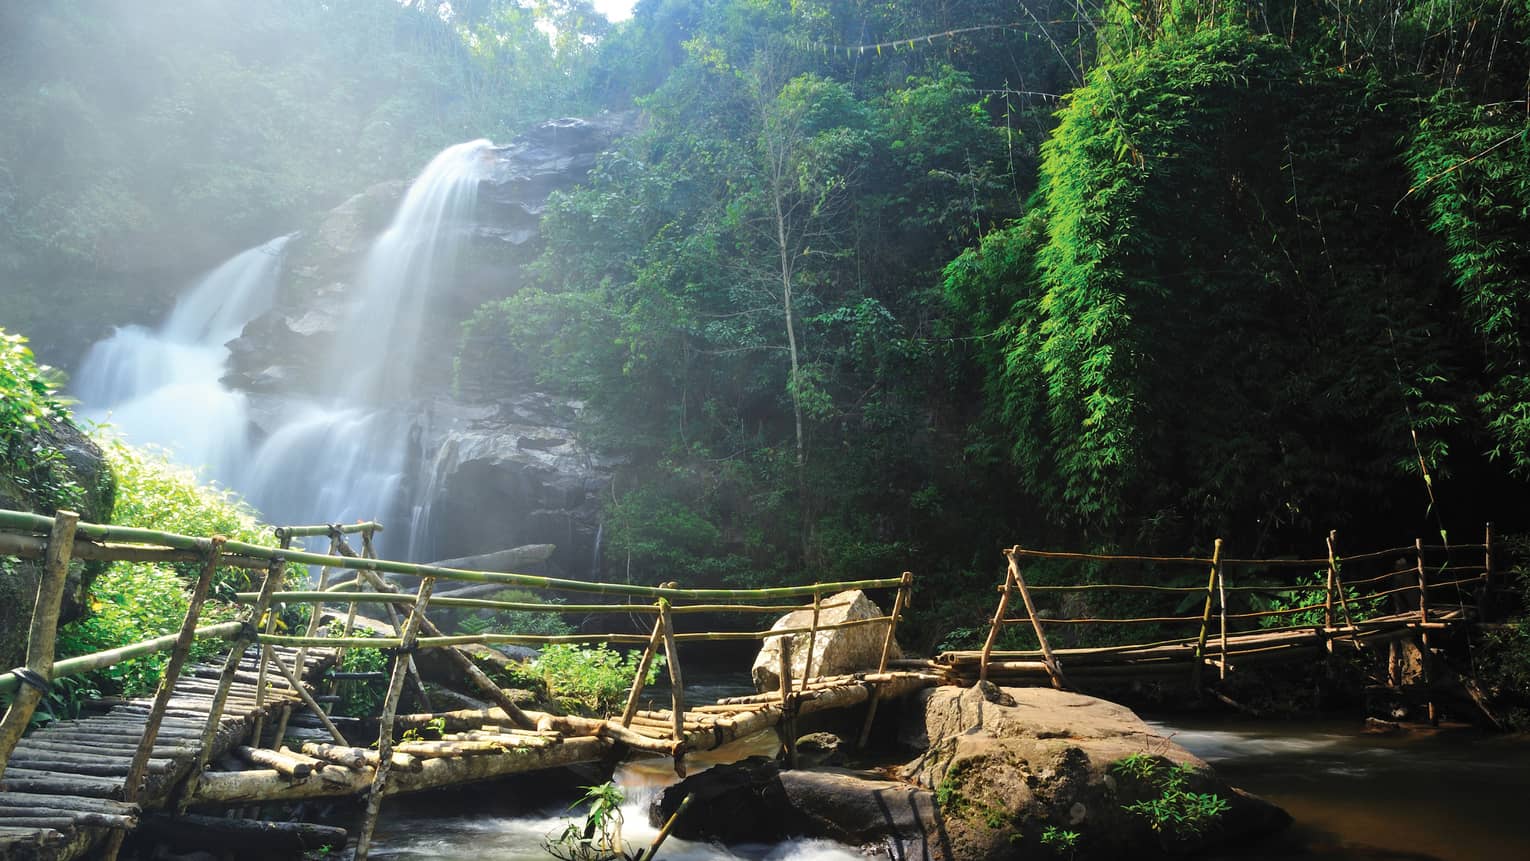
[74,234,292,485]
[75,141,494,557]
[232,139,494,551]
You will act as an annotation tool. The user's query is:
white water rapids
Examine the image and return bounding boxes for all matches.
[74,140,495,557]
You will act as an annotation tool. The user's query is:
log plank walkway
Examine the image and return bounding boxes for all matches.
[0,646,332,860]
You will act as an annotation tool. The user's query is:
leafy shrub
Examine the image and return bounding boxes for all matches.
[1110,754,1229,841]
[534,644,665,717]
[50,437,299,696]
[453,589,575,638]
[330,626,388,718]
[0,328,82,510]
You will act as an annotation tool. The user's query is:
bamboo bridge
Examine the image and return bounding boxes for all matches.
[0,509,1499,860]
[0,509,926,860]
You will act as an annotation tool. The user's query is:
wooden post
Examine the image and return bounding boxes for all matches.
[857,571,913,749]
[1217,559,1229,680]
[620,613,665,728]
[101,536,225,861]
[263,649,346,744]
[183,554,285,811]
[978,564,1015,684]
[803,591,821,684]
[777,638,797,768]
[1192,539,1224,692]
[1004,554,1062,689]
[0,510,79,779]
[1415,538,1437,724]
[353,574,435,861]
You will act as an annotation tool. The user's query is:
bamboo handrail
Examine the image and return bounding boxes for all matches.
[233,591,822,616]
[0,508,903,600]
[0,621,245,695]
[273,522,383,540]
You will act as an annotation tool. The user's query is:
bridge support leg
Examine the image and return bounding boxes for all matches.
[182,555,287,813]
[658,598,687,776]
[620,614,665,728]
[354,575,436,861]
[0,510,78,780]
[857,571,913,749]
[1192,540,1224,694]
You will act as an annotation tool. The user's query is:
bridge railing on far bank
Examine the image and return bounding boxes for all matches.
[951,527,1495,697]
[0,508,912,860]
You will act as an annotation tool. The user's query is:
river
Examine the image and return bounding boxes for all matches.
[368,712,1530,860]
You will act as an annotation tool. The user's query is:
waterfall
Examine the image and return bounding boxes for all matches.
[75,140,495,558]
[74,235,292,485]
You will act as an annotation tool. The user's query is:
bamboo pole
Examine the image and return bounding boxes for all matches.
[183,554,285,812]
[1192,539,1224,692]
[0,623,244,695]
[620,614,665,728]
[0,509,903,599]
[1416,538,1436,724]
[1324,530,1337,637]
[1482,522,1494,619]
[0,511,78,779]
[803,591,821,683]
[658,599,686,765]
[979,566,1016,685]
[777,638,797,768]
[1217,558,1229,680]
[1327,531,1356,633]
[265,650,346,744]
[857,571,913,749]
[101,537,226,861]
[1003,555,1062,689]
[350,568,535,730]
[353,574,435,861]
[274,522,384,540]
[249,594,280,753]
[338,533,431,710]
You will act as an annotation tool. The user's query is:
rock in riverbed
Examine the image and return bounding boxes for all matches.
[653,684,1289,860]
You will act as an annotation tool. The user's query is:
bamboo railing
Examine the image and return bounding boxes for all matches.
[964,526,1496,700]
[0,508,912,861]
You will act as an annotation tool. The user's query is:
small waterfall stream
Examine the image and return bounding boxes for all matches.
[74,141,495,557]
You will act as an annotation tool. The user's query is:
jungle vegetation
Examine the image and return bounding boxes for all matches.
[1,0,1528,652]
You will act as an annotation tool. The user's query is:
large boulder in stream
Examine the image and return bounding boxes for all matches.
[653,684,1288,860]
[751,589,903,692]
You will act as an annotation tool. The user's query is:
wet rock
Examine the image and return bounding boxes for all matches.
[795,732,847,768]
[897,685,1290,860]
[0,417,116,670]
[751,589,903,692]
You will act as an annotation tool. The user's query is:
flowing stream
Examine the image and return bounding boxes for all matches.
[366,708,1530,860]
[1165,719,1530,860]
[74,141,494,557]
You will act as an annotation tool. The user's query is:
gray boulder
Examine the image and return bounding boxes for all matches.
[751,589,903,692]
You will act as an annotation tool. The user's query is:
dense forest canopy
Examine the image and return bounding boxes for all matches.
[2,0,1528,647]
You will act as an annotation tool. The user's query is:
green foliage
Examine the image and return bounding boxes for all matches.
[0,328,82,511]
[1111,754,1230,840]
[544,782,631,861]
[50,436,296,696]
[1257,571,1384,629]
[1040,825,1080,857]
[453,589,575,638]
[534,644,665,717]
[331,626,388,718]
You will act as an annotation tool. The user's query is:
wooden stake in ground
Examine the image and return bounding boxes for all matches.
[352,574,435,861]
[776,638,797,769]
[101,537,226,861]
[0,510,79,779]
[803,591,821,684]
[978,564,1015,684]
[1415,538,1436,725]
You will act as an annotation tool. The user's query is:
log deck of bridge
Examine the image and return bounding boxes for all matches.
[0,646,333,861]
